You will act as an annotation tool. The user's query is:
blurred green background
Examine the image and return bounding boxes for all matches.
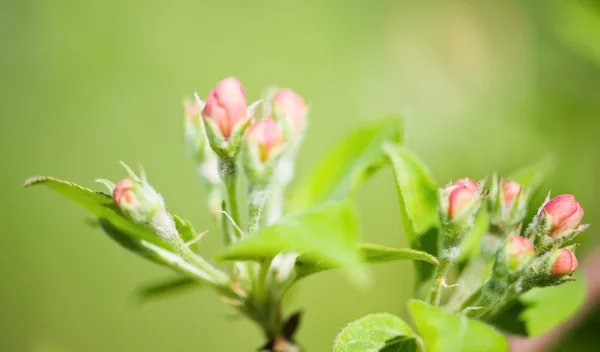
[2,0,600,351]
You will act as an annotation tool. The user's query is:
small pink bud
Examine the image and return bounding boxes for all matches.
[508,236,534,256]
[542,194,584,236]
[202,77,247,139]
[446,178,479,218]
[274,88,307,131]
[502,180,522,206]
[245,118,283,161]
[550,248,578,276]
[506,236,534,270]
[113,179,135,205]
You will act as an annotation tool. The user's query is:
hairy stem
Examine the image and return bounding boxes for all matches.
[428,262,450,306]
[168,238,236,298]
[219,156,241,241]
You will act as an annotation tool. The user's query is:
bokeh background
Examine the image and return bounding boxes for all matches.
[2,0,600,351]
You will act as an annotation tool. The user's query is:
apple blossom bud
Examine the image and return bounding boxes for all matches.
[487,176,529,232]
[112,172,179,242]
[437,178,485,269]
[113,178,135,206]
[202,77,247,140]
[542,194,584,237]
[445,178,479,219]
[502,180,522,206]
[550,248,578,276]
[245,118,284,162]
[273,88,307,132]
[113,177,165,224]
[505,236,535,271]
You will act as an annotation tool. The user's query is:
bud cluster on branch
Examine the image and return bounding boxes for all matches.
[429,173,587,319]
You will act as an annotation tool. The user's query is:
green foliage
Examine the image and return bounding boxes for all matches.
[333,313,418,352]
[382,144,440,283]
[409,300,508,352]
[289,116,403,211]
[490,275,587,337]
[217,200,365,281]
[295,244,439,279]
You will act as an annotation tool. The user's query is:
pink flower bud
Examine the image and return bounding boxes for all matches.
[113,179,135,205]
[542,194,584,237]
[550,248,578,276]
[245,118,283,161]
[202,77,247,139]
[446,178,479,218]
[506,236,534,270]
[508,236,534,256]
[274,88,307,131]
[502,180,522,206]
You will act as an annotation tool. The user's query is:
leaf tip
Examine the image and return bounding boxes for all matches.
[23,176,49,188]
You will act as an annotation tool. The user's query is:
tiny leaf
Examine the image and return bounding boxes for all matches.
[290,116,403,211]
[409,300,508,352]
[333,313,416,352]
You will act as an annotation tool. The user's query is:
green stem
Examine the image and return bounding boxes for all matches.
[219,156,241,241]
[427,238,459,306]
[427,262,449,306]
[169,239,236,298]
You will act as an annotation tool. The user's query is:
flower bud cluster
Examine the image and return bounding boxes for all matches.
[193,77,307,183]
[494,193,584,290]
[464,193,586,318]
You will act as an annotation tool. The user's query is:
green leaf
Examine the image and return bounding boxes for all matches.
[290,116,403,211]
[382,144,440,284]
[24,176,168,249]
[26,176,225,288]
[135,276,200,303]
[333,313,418,352]
[508,155,556,192]
[295,243,439,279]
[489,274,587,337]
[409,300,508,352]
[217,200,364,282]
